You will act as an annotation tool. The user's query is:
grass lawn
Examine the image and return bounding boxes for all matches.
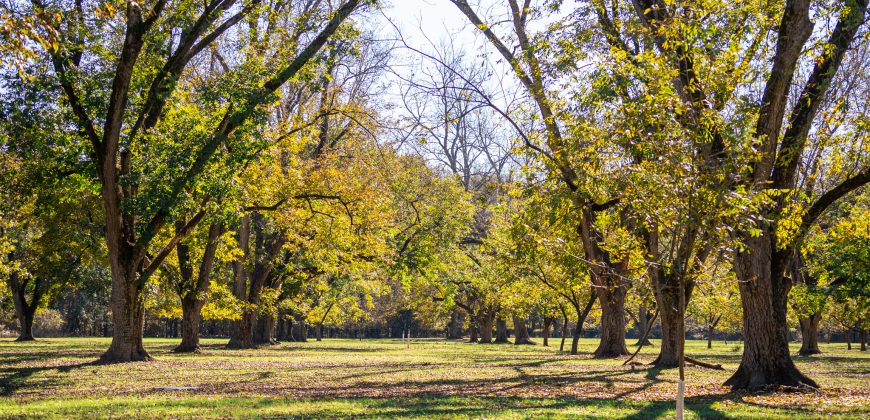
[0,337,867,418]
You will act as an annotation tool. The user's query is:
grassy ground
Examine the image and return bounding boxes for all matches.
[0,337,867,419]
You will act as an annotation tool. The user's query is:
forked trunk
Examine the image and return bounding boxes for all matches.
[101,276,151,362]
[174,298,204,353]
[798,313,822,356]
[725,238,817,389]
[593,285,629,357]
[513,315,534,345]
[494,318,509,343]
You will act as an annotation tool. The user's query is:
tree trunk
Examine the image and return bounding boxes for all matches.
[478,313,494,343]
[861,329,867,352]
[227,311,256,349]
[634,306,653,347]
[542,317,553,347]
[571,316,582,355]
[292,315,308,342]
[469,319,479,343]
[316,323,323,341]
[649,271,693,368]
[513,315,534,345]
[652,301,682,368]
[797,313,822,356]
[174,298,204,353]
[15,308,35,342]
[11,281,36,341]
[494,318,509,343]
[724,239,817,389]
[593,285,629,357]
[707,325,714,349]
[101,277,151,362]
[254,314,276,345]
[447,310,463,339]
[559,316,568,352]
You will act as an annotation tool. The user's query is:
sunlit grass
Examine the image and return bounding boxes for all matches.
[1,337,867,418]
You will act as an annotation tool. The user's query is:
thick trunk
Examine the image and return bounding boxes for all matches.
[15,309,35,342]
[469,320,479,343]
[11,285,36,341]
[101,277,151,362]
[593,285,629,357]
[494,318,509,343]
[276,311,289,341]
[652,302,682,368]
[542,317,553,347]
[798,313,822,356]
[316,323,323,341]
[227,311,256,349]
[478,313,494,343]
[725,238,817,389]
[447,310,463,339]
[513,315,534,345]
[174,299,204,353]
[291,314,307,342]
[254,314,276,345]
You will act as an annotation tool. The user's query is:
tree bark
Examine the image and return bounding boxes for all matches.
[227,311,257,349]
[634,306,653,347]
[861,329,867,352]
[494,318,509,343]
[447,310,463,339]
[798,313,822,356]
[10,275,40,342]
[101,277,151,362]
[468,317,479,343]
[292,314,308,342]
[513,315,534,345]
[542,317,553,347]
[593,284,629,357]
[14,307,35,342]
[254,314,277,345]
[478,312,494,343]
[724,237,817,389]
[174,298,204,352]
[707,325,714,349]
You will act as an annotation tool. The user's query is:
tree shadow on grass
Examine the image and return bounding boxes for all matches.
[0,360,96,397]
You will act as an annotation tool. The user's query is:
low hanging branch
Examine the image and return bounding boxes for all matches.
[685,357,724,371]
